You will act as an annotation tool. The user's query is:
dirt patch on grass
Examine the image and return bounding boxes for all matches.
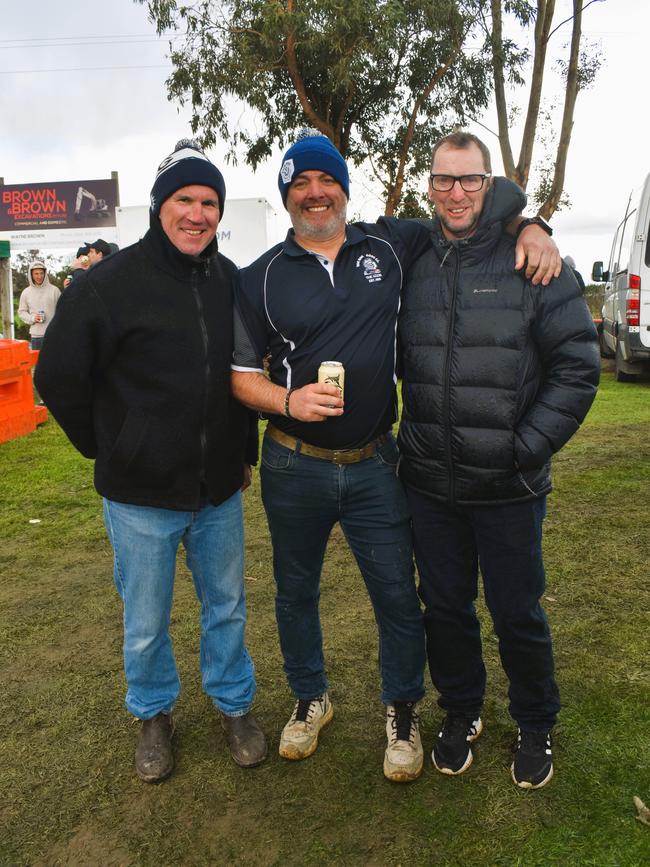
[35,827,134,867]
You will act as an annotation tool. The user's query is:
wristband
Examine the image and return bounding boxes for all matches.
[515,216,552,240]
[284,387,296,418]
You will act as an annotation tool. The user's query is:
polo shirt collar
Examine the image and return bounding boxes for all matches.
[281,224,369,257]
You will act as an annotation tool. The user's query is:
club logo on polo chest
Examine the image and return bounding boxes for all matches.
[356,254,383,283]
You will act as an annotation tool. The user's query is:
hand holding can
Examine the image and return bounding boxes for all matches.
[318,361,345,405]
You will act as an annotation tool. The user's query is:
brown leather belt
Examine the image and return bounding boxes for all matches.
[266,423,389,465]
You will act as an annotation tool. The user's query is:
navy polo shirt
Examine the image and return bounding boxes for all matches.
[233,217,431,450]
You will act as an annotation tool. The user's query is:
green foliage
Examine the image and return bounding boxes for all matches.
[1,371,649,864]
[139,0,497,213]
[583,282,604,318]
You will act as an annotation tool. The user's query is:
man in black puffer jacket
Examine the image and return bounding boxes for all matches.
[36,141,267,782]
[398,132,599,790]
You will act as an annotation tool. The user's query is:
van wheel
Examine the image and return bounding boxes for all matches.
[615,342,639,382]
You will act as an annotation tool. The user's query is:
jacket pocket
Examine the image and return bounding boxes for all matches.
[108,408,150,471]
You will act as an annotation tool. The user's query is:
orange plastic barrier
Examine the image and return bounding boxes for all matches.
[0,339,48,445]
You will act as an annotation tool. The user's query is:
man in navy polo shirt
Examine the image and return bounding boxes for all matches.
[231,130,559,783]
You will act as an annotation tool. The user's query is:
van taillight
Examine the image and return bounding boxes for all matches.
[626,277,640,326]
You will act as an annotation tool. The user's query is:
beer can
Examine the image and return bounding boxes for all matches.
[318,361,345,399]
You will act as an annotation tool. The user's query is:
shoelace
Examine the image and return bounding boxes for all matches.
[517,730,551,754]
[293,697,322,724]
[390,703,419,743]
[442,715,477,741]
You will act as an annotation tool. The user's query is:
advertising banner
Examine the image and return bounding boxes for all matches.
[0,178,118,233]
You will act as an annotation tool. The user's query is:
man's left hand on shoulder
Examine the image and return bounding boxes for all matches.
[515,224,561,286]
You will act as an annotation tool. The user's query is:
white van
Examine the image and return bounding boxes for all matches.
[592,172,650,381]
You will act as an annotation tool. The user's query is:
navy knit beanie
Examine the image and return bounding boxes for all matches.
[150,139,226,217]
[278,129,349,206]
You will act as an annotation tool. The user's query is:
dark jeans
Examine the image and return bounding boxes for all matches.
[260,432,425,704]
[30,337,44,350]
[406,487,560,731]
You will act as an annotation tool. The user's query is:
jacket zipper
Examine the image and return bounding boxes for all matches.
[191,261,212,493]
[441,243,460,505]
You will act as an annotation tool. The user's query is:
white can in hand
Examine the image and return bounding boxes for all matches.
[318,361,344,400]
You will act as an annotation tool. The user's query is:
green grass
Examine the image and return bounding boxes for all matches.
[1,370,649,866]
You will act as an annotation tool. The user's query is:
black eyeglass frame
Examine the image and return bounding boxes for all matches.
[429,173,491,192]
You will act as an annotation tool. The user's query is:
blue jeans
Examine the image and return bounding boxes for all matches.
[103,492,256,720]
[406,488,560,731]
[260,432,425,704]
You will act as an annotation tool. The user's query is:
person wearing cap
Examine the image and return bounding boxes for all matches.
[231,129,560,783]
[18,259,60,349]
[36,140,266,783]
[86,238,113,265]
[63,246,92,289]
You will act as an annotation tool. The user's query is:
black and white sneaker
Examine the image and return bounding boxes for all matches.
[432,714,483,775]
[511,729,553,789]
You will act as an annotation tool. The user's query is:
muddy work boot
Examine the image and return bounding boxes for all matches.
[220,711,268,767]
[135,712,175,783]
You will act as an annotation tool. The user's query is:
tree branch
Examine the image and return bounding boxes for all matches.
[514,0,556,189]
[384,42,464,215]
[539,0,582,218]
[490,0,516,178]
[546,0,602,42]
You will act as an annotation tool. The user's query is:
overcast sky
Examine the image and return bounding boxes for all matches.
[1,0,647,279]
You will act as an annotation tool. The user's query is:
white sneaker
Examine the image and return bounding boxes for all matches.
[279,694,334,760]
[384,702,423,783]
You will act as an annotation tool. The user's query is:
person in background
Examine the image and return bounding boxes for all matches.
[63,245,91,289]
[563,255,586,292]
[18,259,60,349]
[86,238,113,266]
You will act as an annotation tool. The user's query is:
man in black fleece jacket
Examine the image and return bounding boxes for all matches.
[36,141,267,782]
[398,132,599,791]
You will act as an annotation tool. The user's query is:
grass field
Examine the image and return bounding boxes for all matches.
[1,370,649,866]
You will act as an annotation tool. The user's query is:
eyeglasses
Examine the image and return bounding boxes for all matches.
[429,173,491,192]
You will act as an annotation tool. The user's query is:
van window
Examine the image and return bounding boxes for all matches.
[611,208,636,275]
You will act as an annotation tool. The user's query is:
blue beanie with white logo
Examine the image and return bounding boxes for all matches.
[278,129,350,207]
[150,139,226,217]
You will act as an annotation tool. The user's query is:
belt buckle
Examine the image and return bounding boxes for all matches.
[332,448,346,464]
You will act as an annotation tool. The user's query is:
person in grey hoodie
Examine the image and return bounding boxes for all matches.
[18,260,60,349]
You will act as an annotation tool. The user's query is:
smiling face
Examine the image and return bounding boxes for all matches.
[159,184,220,255]
[429,142,492,240]
[286,170,347,244]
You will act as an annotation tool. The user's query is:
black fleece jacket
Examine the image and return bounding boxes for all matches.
[36,214,257,511]
[398,181,600,506]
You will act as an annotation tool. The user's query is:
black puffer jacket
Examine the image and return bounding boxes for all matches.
[36,213,257,511]
[398,181,600,506]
